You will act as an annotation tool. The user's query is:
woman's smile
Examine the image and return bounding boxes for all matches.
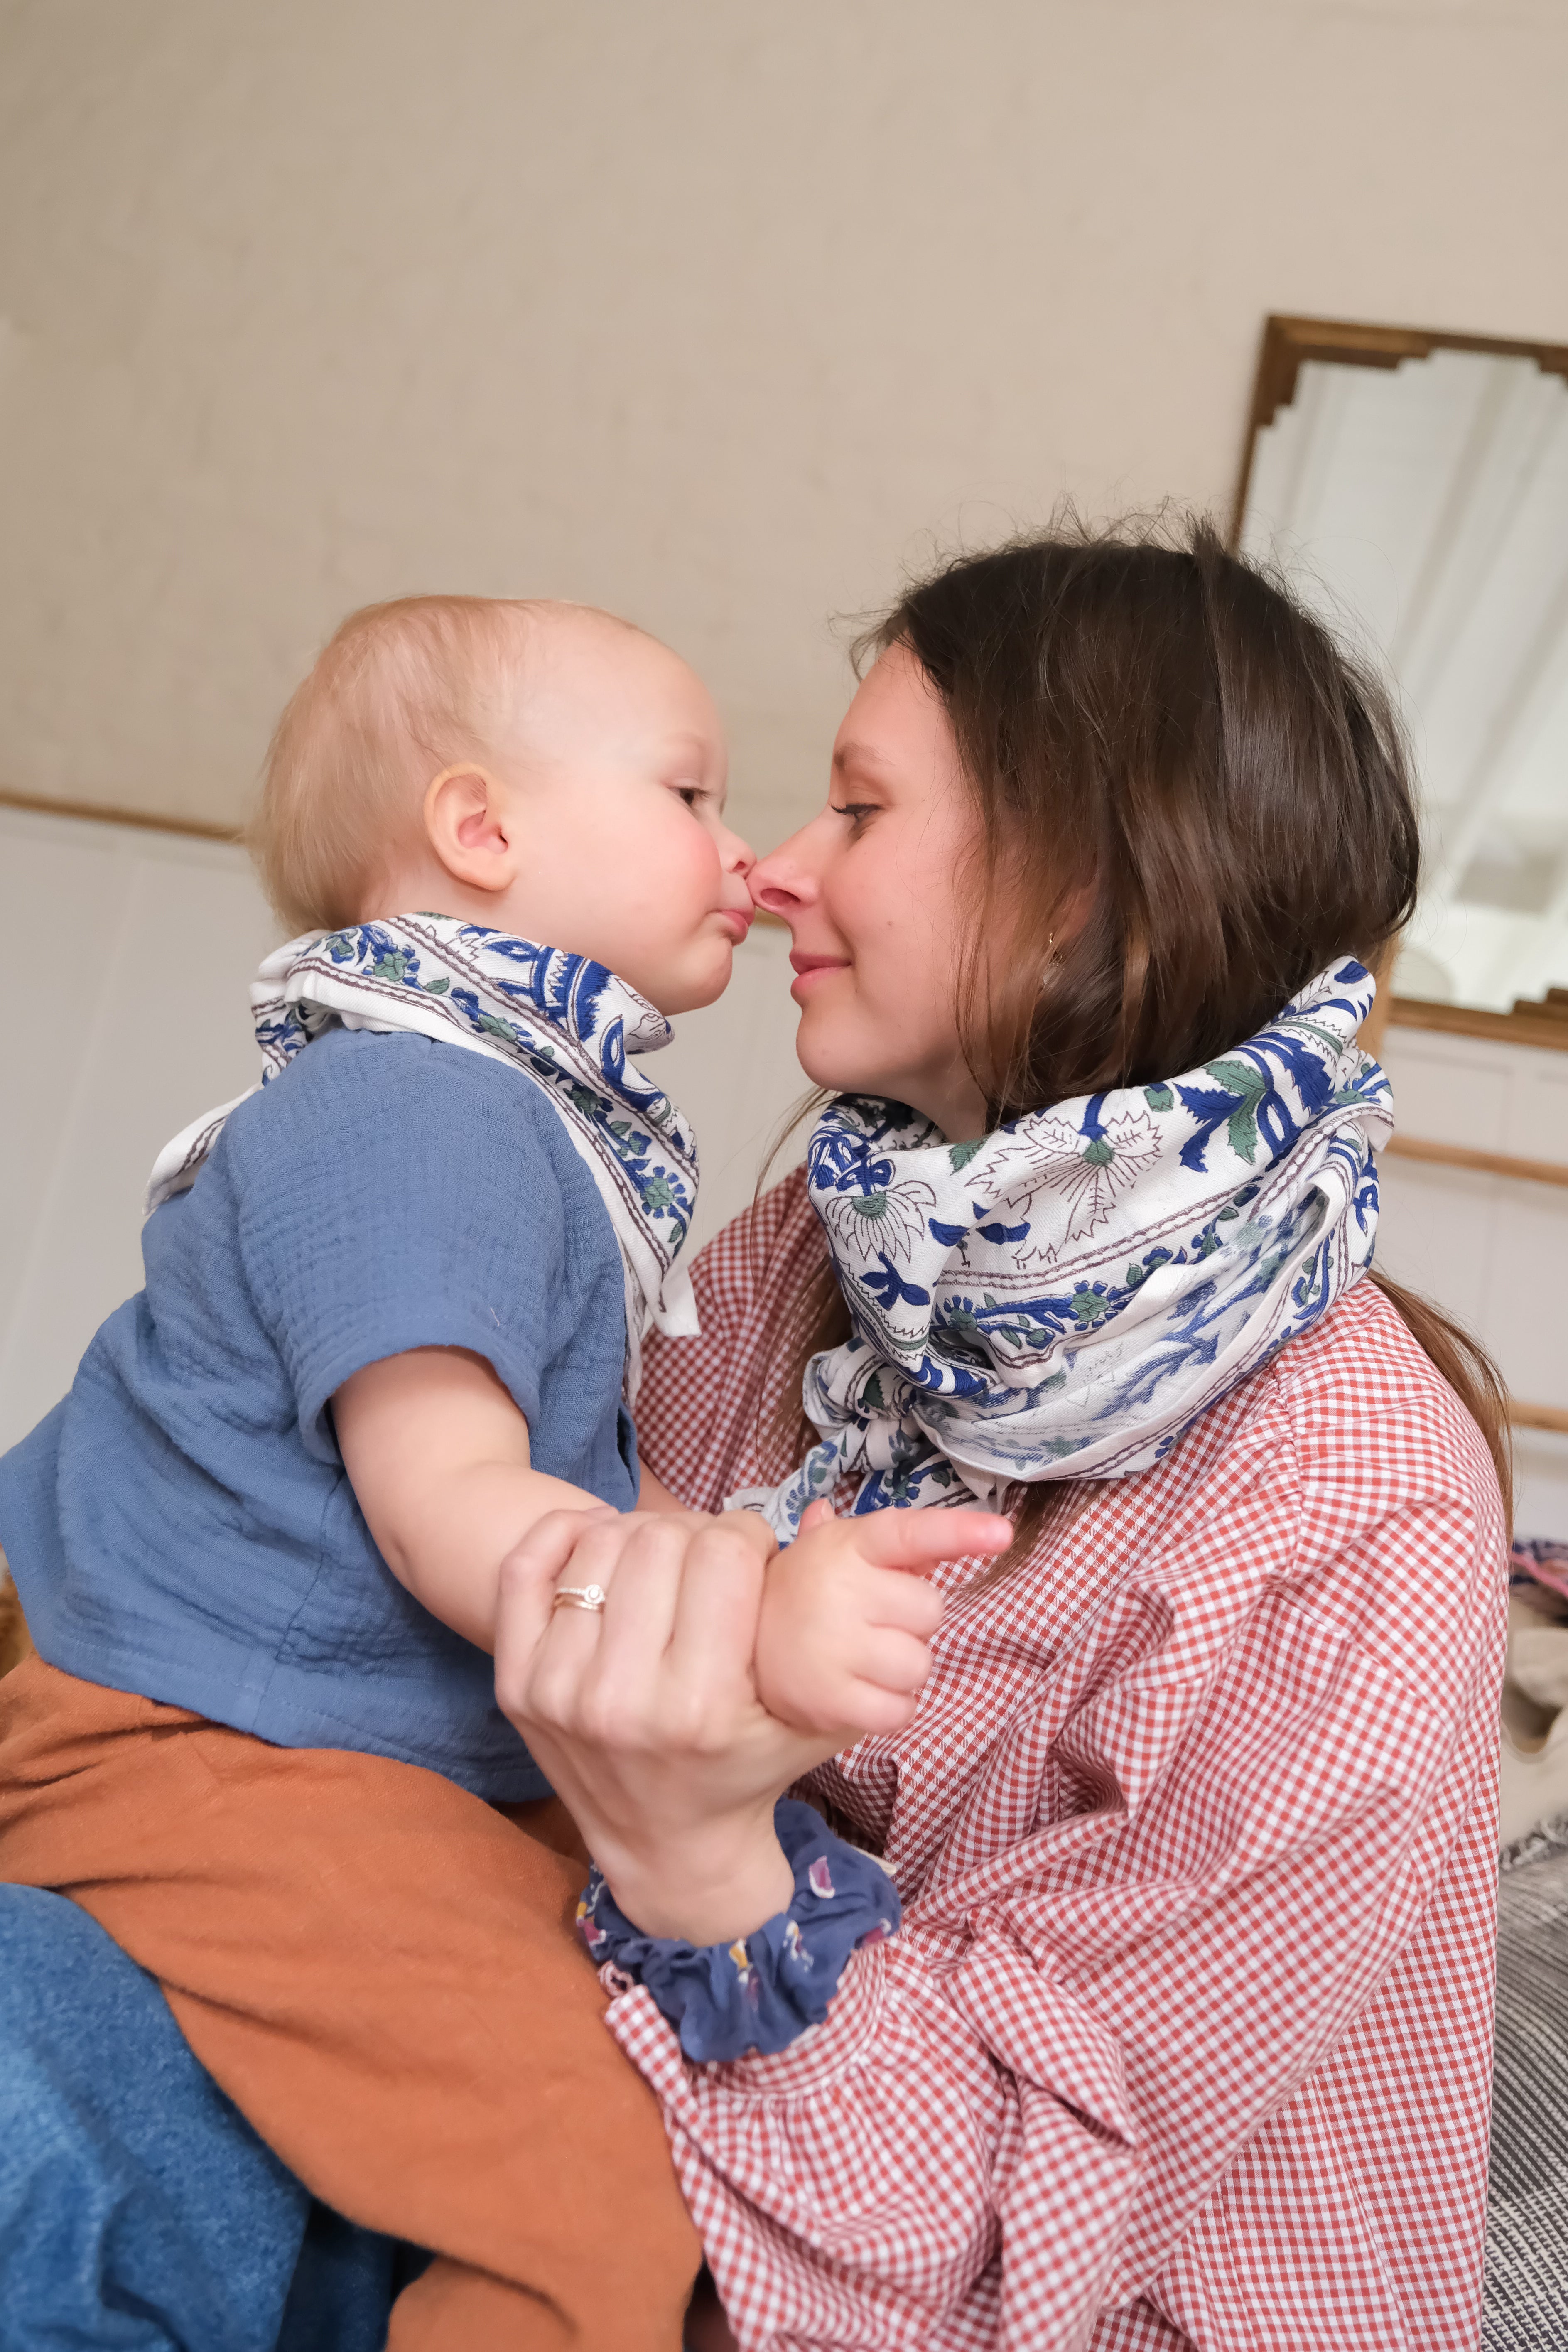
[787,950,850,1002]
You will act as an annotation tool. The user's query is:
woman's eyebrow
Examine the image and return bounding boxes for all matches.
[831,740,893,780]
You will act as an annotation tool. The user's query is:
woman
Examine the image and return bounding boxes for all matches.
[495,518,1507,2348]
[0,518,1505,2350]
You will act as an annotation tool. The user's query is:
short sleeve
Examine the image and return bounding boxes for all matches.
[221,1031,601,1461]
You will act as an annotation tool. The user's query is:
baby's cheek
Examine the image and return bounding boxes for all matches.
[678,823,724,907]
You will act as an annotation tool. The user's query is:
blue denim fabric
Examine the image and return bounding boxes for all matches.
[0,1886,411,2351]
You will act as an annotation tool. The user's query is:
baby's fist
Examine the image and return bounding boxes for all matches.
[753,1501,1013,1738]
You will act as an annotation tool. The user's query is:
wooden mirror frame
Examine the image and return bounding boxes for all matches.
[1232,314,1568,1058]
[1232,314,1568,546]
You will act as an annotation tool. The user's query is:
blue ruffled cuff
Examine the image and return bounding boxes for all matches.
[575,1799,899,2062]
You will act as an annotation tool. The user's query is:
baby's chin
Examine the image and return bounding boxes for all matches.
[640,933,736,1017]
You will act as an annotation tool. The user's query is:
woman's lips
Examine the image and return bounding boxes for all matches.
[788,951,849,1004]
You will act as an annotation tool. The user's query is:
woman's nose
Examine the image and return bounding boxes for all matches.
[750,830,819,915]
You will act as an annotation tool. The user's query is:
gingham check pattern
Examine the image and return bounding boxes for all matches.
[615,1172,1507,2351]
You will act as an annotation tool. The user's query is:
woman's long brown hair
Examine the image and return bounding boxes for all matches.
[758,513,1511,1547]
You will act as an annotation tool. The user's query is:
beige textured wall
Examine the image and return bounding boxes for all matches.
[2,0,1566,847]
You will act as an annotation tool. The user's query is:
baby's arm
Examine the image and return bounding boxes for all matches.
[334,1348,773,1652]
[334,1347,604,1650]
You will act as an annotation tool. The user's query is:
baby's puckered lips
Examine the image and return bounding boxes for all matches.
[715,906,754,944]
[788,950,850,1004]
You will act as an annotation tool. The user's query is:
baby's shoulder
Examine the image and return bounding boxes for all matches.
[231,1028,570,1164]
[212,1029,605,1255]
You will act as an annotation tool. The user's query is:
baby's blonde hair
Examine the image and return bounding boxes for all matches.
[249,595,557,937]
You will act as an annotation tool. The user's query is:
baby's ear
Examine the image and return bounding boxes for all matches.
[424,764,514,891]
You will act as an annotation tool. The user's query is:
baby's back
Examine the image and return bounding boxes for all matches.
[0,1029,634,1800]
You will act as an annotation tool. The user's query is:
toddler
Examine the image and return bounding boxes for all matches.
[0,598,985,2352]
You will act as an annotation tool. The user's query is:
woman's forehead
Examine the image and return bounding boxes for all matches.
[833,645,957,783]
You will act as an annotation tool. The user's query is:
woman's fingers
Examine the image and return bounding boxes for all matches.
[664,1517,770,1739]
[493,1507,618,1720]
[585,1516,694,1732]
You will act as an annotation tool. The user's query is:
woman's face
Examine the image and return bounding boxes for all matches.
[751,646,994,1142]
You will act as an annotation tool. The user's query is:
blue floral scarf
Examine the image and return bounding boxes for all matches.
[147,915,700,1392]
[736,960,1394,1538]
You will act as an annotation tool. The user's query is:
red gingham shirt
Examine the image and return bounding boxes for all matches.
[613,1171,1506,2352]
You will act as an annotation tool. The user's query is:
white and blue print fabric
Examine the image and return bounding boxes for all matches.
[737,959,1393,1538]
[147,914,700,1389]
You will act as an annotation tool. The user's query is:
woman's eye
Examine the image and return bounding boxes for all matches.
[830,801,877,827]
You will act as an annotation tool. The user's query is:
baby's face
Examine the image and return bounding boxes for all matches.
[486,618,754,1014]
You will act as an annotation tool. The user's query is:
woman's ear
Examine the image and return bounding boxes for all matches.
[422,765,520,895]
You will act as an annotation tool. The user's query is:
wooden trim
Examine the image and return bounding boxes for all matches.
[1231,313,1568,547]
[0,785,241,845]
[1383,1133,1568,1191]
[1510,1402,1568,1437]
[1387,995,1568,1056]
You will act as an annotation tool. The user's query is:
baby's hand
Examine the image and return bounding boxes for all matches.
[754,1500,1014,1737]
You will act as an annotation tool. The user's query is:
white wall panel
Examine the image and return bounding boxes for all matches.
[1378,1022,1568,1538]
[0,807,277,1452]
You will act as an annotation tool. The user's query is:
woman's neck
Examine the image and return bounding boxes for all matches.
[899,1060,989,1146]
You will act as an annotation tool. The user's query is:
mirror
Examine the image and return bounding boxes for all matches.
[1234,315,1568,1023]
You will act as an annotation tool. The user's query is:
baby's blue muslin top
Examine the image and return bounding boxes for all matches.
[0,1029,637,1801]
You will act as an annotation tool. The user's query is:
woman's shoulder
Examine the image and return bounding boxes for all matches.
[976,1274,1505,1723]
[1269,1275,1502,1522]
[1193,1276,1505,1709]
[1150,1270,1501,1540]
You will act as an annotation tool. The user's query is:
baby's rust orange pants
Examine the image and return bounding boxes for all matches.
[0,1656,702,2351]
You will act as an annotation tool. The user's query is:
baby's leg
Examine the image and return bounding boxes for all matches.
[0,1658,700,2352]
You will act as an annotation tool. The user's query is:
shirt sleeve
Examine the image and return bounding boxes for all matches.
[225,1033,590,1461]
[604,1479,1504,2349]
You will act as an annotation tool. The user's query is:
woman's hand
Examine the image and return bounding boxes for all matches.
[493,1500,1015,1949]
[493,1508,843,1946]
